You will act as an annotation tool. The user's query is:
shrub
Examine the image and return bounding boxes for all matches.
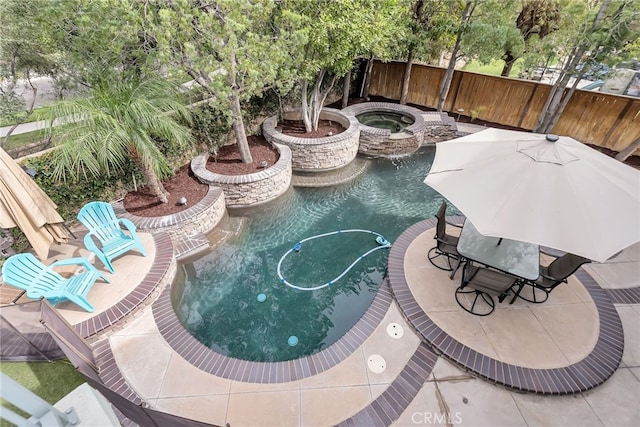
[21,152,137,223]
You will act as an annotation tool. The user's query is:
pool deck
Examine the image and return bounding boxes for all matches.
[7,217,637,426]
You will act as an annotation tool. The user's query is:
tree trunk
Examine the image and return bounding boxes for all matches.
[616,137,640,162]
[138,160,169,203]
[342,70,351,109]
[501,51,516,77]
[541,69,585,133]
[227,47,252,164]
[534,0,611,133]
[316,74,336,129]
[230,92,252,163]
[301,80,312,133]
[311,72,322,132]
[302,70,336,132]
[533,45,585,133]
[400,49,414,105]
[361,56,374,99]
[437,1,474,112]
[305,74,322,133]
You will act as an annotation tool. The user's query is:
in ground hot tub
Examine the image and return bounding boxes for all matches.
[355,111,415,133]
[342,102,427,156]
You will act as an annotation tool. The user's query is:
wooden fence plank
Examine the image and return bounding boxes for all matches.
[368,61,640,154]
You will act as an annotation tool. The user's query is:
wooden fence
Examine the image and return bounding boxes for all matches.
[368,61,640,154]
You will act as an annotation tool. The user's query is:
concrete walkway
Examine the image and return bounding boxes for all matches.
[0,120,47,137]
[0,116,78,138]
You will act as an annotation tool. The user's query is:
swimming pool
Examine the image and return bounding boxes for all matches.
[173,147,448,362]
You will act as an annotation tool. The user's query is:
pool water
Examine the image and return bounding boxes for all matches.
[173,147,449,362]
[356,111,415,132]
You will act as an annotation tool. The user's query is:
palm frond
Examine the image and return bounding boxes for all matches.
[44,75,195,188]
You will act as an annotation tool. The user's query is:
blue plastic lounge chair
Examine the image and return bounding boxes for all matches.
[77,201,147,273]
[1,253,110,312]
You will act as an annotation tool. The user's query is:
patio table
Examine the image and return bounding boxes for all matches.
[457,220,540,280]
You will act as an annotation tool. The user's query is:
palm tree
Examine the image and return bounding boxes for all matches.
[47,76,194,203]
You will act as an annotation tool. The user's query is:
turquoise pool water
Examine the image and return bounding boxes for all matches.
[173,147,448,362]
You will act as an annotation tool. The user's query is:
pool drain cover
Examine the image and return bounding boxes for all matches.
[386,322,404,339]
[367,354,386,373]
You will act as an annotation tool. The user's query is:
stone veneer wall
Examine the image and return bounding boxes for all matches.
[262,108,360,171]
[191,142,292,208]
[111,186,226,239]
[341,102,428,156]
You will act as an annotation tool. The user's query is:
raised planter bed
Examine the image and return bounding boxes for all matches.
[191,142,292,208]
[112,185,226,240]
[262,108,360,171]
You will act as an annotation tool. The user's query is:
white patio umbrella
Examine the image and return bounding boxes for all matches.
[0,147,68,260]
[424,128,640,263]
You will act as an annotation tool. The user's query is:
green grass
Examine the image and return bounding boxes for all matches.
[1,130,49,152]
[463,59,524,78]
[0,106,53,127]
[0,360,85,425]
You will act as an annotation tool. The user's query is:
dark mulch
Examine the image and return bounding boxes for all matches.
[122,164,208,217]
[206,135,279,175]
[279,119,345,138]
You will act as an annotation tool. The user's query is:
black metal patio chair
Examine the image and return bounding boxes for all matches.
[427,201,463,276]
[517,252,591,303]
[455,261,522,316]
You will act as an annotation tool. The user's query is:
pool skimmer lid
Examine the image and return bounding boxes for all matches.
[367,354,386,373]
[386,322,404,339]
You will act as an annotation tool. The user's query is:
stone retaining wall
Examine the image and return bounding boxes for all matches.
[262,108,360,171]
[191,143,292,208]
[342,102,428,156]
[112,186,226,240]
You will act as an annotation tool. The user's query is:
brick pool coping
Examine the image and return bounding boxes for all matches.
[76,233,175,339]
[388,218,624,395]
[89,231,439,425]
[151,277,394,383]
[337,342,439,426]
[604,287,640,304]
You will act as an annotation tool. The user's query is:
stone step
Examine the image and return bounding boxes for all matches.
[421,113,443,124]
[292,157,370,187]
[175,233,210,260]
[455,122,486,134]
